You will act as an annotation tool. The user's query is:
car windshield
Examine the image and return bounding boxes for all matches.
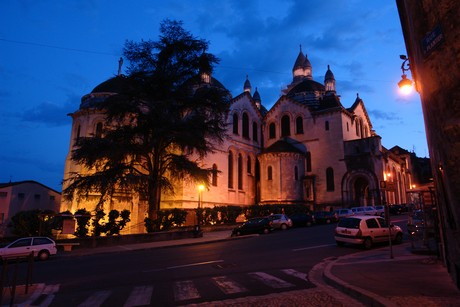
[337,218,361,229]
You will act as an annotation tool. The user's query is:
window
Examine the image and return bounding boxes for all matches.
[33,237,53,246]
[346,122,349,132]
[253,122,258,142]
[242,112,249,139]
[356,120,360,136]
[76,125,81,142]
[325,121,330,131]
[95,122,103,138]
[294,166,299,180]
[296,116,304,134]
[269,123,276,139]
[228,152,234,188]
[247,157,252,174]
[18,193,24,199]
[366,218,379,229]
[10,238,32,248]
[306,152,312,172]
[212,164,218,186]
[0,192,7,197]
[0,213,4,224]
[233,113,239,135]
[34,194,41,200]
[268,166,273,180]
[238,154,243,190]
[49,195,55,201]
[326,167,335,191]
[281,115,290,137]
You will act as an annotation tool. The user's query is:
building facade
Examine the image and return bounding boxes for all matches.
[61,49,415,232]
[397,0,460,288]
[0,181,61,236]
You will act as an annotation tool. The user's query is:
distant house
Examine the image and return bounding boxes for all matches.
[0,181,61,236]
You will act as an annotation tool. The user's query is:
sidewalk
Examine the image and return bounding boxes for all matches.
[4,230,460,306]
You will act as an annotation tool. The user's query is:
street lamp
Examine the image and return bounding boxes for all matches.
[398,55,413,95]
[196,184,205,234]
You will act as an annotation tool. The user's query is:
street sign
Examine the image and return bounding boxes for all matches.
[421,25,444,56]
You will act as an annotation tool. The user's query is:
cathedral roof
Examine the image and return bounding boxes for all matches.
[263,139,304,154]
[292,49,306,72]
[286,79,325,95]
[91,75,130,94]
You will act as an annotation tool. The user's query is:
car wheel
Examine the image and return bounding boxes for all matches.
[306,221,312,227]
[326,219,331,224]
[38,250,50,261]
[263,228,270,234]
[363,238,373,250]
[280,224,288,230]
[336,241,345,247]
[393,233,403,244]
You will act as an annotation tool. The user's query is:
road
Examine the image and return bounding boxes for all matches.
[8,216,408,306]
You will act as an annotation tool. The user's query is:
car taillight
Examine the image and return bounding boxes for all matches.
[356,230,362,237]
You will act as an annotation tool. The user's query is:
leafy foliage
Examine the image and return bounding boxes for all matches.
[9,209,55,237]
[63,19,230,220]
[74,208,91,238]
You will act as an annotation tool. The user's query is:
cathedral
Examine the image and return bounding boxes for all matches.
[61,48,414,233]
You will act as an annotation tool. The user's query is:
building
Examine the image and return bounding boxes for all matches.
[0,181,61,236]
[397,0,460,288]
[61,48,416,232]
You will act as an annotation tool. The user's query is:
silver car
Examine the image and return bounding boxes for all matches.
[0,237,57,261]
[266,214,293,230]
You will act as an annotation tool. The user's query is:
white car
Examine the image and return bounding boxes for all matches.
[266,214,293,230]
[0,237,57,261]
[334,215,403,249]
[352,206,377,216]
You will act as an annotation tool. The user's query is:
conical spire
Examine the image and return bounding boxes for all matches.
[244,75,252,93]
[324,65,336,92]
[253,87,261,109]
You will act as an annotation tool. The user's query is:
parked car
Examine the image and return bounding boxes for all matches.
[407,210,435,236]
[389,204,403,215]
[334,208,354,219]
[351,206,377,215]
[0,237,57,261]
[289,213,315,227]
[313,211,338,224]
[374,205,385,216]
[266,214,293,230]
[231,217,273,236]
[334,216,403,249]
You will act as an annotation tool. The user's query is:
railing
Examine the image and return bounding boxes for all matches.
[1,252,34,307]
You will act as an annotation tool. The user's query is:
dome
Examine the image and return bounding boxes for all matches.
[324,65,335,81]
[287,79,325,95]
[91,75,130,93]
[243,75,252,93]
[253,87,261,102]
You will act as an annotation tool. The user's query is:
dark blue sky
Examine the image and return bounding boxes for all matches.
[0,0,426,191]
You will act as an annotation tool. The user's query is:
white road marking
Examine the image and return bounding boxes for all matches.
[248,272,294,288]
[124,286,153,307]
[212,276,248,294]
[167,260,223,270]
[174,280,200,301]
[292,244,335,252]
[281,269,309,282]
[77,290,111,307]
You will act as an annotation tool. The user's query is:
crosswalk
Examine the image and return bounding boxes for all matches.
[31,268,311,306]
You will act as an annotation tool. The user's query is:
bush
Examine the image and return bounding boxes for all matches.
[144,208,188,232]
[8,209,55,237]
[74,208,91,237]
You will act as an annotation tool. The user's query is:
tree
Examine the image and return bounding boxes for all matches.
[63,19,230,220]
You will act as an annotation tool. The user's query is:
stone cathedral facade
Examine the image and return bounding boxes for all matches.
[61,49,414,233]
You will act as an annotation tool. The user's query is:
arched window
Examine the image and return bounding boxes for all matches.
[296,116,304,134]
[252,122,258,142]
[326,167,335,191]
[294,166,299,180]
[95,122,103,138]
[212,164,218,186]
[356,120,360,136]
[242,112,249,139]
[228,152,234,189]
[306,152,312,172]
[238,154,243,190]
[233,113,238,135]
[325,121,329,131]
[281,115,290,137]
[247,157,252,174]
[267,166,273,180]
[269,123,276,139]
[346,122,349,132]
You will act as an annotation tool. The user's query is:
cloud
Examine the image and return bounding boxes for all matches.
[21,95,78,126]
[368,109,402,121]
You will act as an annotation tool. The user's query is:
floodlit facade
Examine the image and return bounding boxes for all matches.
[61,49,416,233]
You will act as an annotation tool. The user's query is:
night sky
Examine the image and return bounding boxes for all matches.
[0,0,427,192]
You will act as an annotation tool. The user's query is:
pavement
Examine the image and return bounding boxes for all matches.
[3,230,460,307]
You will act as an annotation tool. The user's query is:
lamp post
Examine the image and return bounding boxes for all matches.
[398,55,413,95]
[196,184,205,234]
